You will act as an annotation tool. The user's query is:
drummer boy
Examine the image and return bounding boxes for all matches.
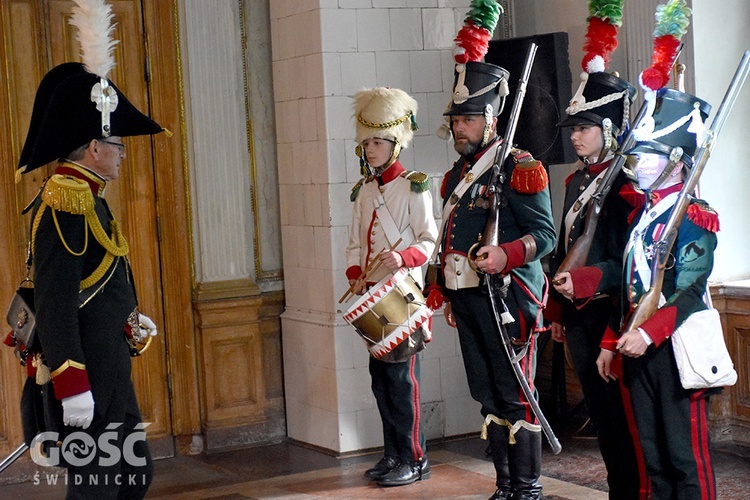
[344,87,438,486]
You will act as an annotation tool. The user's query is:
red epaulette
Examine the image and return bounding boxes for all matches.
[687,201,720,233]
[510,149,548,194]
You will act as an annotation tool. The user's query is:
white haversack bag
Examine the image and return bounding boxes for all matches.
[671,308,737,390]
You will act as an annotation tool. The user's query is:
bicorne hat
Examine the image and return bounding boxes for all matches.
[18,0,162,175]
[627,88,711,166]
[19,62,162,174]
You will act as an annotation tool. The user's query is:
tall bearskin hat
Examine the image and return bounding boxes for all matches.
[558,0,636,144]
[354,87,418,148]
[627,88,710,166]
[443,0,509,118]
[18,0,162,176]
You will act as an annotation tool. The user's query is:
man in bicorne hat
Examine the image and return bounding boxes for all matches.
[596,88,720,499]
[9,2,164,495]
[432,59,555,500]
[345,87,437,487]
[547,71,646,499]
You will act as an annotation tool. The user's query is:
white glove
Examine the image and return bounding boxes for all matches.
[62,390,95,429]
[136,314,158,341]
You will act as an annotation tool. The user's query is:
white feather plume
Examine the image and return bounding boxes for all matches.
[69,0,118,79]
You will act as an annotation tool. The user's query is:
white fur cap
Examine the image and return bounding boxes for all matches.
[353,87,418,147]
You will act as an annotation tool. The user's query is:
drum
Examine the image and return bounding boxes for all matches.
[344,268,432,362]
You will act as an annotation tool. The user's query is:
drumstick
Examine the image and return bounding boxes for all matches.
[338,237,403,303]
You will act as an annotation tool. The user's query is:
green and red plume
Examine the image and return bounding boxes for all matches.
[639,0,691,92]
[453,0,503,64]
[581,0,624,74]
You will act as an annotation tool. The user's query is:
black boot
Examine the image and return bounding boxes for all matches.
[486,422,512,499]
[377,456,430,486]
[364,455,398,480]
[508,426,543,500]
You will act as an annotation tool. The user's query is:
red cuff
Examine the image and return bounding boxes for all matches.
[399,247,428,268]
[346,266,363,281]
[544,297,564,324]
[500,240,525,273]
[569,266,603,300]
[51,362,91,400]
[639,305,678,347]
[600,325,619,351]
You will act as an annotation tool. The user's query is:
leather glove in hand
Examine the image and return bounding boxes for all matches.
[62,390,95,429]
[136,314,158,341]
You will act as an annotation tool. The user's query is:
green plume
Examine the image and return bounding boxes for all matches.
[654,0,691,38]
[588,0,624,27]
[466,0,502,32]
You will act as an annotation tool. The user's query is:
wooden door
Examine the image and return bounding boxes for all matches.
[0,0,176,459]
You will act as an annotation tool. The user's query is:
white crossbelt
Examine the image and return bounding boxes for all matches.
[563,169,607,251]
[374,191,414,250]
[432,143,499,261]
[625,191,679,292]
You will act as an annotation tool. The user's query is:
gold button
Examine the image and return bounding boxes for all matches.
[454,256,460,261]
[374,222,379,227]
[457,271,462,276]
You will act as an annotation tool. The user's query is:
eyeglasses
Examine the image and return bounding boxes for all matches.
[100,139,125,153]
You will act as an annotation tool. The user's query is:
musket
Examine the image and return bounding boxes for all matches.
[0,443,29,475]
[468,42,539,268]
[487,276,562,454]
[553,101,649,283]
[625,50,750,332]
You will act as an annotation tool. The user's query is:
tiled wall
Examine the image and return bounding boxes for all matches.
[273,1,483,453]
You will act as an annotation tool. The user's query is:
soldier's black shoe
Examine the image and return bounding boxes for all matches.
[364,455,399,480]
[377,457,431,487]
[488,488,513,499]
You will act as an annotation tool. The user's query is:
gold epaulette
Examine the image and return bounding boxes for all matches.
[402,170,430,193]
[41,175,95,215]
[509,149,549,194]
[350,177,367,202]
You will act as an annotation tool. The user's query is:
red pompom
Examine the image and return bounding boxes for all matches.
[640,67,667,92]
[425,284,445,311]
[642,35,680,91]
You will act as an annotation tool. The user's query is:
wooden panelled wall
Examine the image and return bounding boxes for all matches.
[711,285,750,446]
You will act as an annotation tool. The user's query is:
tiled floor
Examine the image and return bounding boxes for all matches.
[1,424,748,499]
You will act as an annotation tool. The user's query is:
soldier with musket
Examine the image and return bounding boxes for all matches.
[4,1,163,497]
[596,88,720,499]
[546,3,647,497]
[426,4,555,498]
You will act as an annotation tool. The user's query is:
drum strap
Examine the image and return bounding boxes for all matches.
[374,192,414,250]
